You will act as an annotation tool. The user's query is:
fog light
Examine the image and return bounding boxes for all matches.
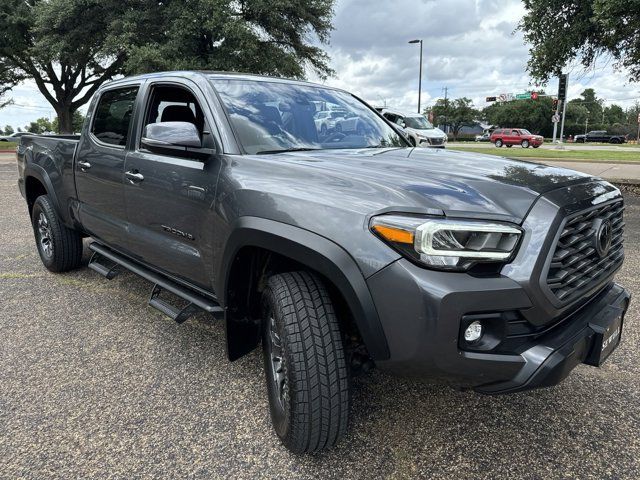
[464,321,483,342]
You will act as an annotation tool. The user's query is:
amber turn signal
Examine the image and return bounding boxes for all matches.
[371,224,414,244]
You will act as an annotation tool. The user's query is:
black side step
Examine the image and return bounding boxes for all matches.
[149,284,201,324]
[88,251,120,279]
[88,242,224,322]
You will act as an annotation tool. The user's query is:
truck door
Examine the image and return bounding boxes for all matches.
[75,85,140,249]
[122,80,221,290]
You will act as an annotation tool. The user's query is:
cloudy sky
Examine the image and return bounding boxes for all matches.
[1,0,639,130]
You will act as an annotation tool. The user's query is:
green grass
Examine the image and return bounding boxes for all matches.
[449,146,640,163]
[0,141,17,150]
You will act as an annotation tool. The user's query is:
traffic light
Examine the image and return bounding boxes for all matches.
[552,98,559,111]
[557,74,568,101]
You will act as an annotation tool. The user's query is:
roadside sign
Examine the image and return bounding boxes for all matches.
[638,113,640,123]
[531,92,539,100]
[499,94,507,102]
[485,96,497,102]
[515,93,530,100]
[552,114,560,123]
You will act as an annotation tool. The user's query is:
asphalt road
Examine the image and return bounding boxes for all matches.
[1,159,640,479]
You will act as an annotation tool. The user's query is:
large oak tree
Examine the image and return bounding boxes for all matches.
[0,0,335,133]
[520,0,640,83]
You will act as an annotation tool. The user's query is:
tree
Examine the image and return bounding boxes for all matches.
[519,0,640,83]
[52,111,85,134]
[604,104,626,125]
[0,0,335,133]
[428,97,479,140]
[25,117,53,134]
[568,89,603,123]
[4,125,14,135]
[0,58,19,109]
[482,96,554,136]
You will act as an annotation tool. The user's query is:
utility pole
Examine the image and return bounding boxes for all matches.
[552,100,560,143]
[556,74,568,144]
[408,39,423,114]
[442,86,448,134]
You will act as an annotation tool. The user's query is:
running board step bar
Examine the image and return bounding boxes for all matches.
[149,284,201,324]
[88,242,224,323]
[88,251,120,279]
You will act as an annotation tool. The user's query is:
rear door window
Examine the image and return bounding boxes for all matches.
[91,87,139,146]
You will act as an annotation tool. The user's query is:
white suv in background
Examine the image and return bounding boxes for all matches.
[381,109,447,148]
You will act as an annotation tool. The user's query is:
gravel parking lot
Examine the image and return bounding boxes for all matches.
[1,156,639,479]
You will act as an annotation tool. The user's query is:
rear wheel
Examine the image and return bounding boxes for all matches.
[261,271,350,453]
[521,139,530,148]
[31,195,83,272]
[495,139,503,147]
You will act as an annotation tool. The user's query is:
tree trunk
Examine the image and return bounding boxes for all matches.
[56,106,74,134]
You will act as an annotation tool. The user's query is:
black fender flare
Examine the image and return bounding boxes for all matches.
[22,163,67,222]
[218,216,390,361]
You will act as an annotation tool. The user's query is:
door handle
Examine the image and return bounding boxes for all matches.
[125,171,144,183]
[78,160,91,170]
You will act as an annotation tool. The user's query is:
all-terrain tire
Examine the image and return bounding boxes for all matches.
[261,271,350,453]
[32,195,83,272]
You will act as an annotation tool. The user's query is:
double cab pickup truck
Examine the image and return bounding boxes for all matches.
[574,130,627,144]
[17,71,630,453]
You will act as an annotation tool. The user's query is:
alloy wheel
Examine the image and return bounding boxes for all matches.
[37,212,54,258]
[267,314,288,412]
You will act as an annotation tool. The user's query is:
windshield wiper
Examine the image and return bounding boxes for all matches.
[256,147,321,154]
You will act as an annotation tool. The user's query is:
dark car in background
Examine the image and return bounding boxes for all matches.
[574,130,627,144]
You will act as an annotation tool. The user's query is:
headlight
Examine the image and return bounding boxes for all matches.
[370,215,522,271]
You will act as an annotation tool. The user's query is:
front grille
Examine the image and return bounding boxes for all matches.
[428,137,444,146]
[546,200,624,302]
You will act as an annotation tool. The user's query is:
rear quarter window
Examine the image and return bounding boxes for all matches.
[91,87,139,146]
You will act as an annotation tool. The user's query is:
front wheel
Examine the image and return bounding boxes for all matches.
[32,195,83,272]
[521,139,530,148]
[261,272,350,453]
[494,139,503,147]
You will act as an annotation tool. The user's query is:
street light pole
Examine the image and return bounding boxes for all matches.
[409,39,423,113]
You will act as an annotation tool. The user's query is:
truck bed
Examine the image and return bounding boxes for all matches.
[17,134,81,221]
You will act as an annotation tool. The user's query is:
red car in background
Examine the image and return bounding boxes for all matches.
[490,128,543,148]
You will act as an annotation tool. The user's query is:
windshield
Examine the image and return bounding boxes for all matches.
[403,116,434,130]
[520,129,532,135]
[211,79,406,154]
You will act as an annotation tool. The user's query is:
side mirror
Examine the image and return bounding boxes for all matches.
[142,121,202,149]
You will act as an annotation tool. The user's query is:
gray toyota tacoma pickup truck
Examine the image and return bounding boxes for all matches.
[17,71,630,453]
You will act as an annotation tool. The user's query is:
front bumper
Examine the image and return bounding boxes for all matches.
[417,136,447,148]
[367,258,629,393]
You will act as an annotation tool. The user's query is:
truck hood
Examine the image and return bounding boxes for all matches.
[249,147,593,223]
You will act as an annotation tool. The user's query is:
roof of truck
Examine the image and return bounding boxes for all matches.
[104,70,341,91]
